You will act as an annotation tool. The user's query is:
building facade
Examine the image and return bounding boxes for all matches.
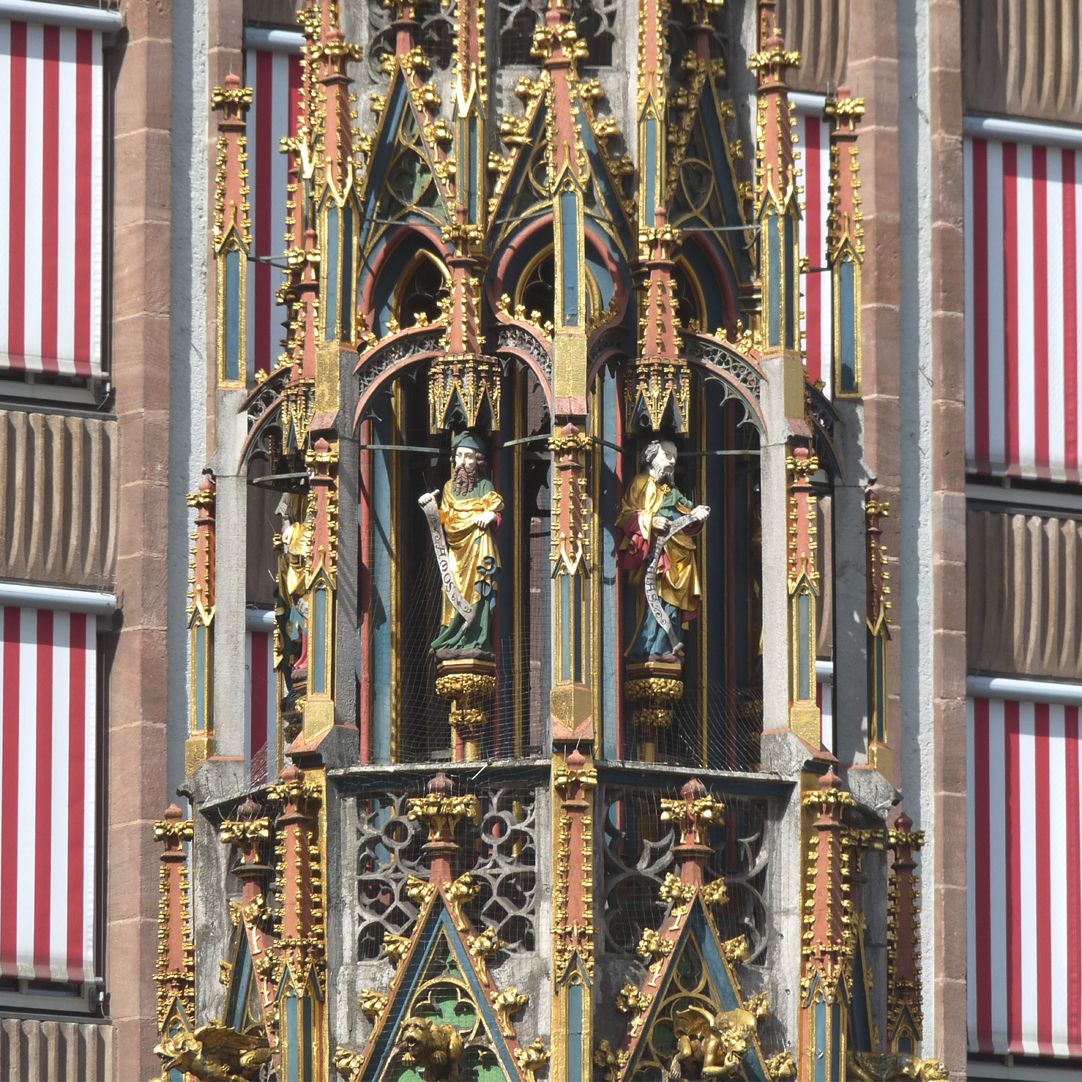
[0,1,1076,1081]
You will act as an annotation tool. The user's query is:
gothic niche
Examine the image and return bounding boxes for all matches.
[593,360,762,769]
[358,324,551,763]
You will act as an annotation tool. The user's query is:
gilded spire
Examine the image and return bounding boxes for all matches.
[629,0,690,431]
[750,0,800,354]
[826,85,865,395]
[212,74,253,385]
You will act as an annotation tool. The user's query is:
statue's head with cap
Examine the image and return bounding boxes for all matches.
[451,430,487,495]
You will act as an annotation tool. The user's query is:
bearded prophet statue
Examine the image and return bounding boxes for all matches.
[418,431,504,657]
[617,439,709,659]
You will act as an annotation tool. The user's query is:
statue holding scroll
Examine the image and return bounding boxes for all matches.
[618,439,709,660]
[418,431,504,658]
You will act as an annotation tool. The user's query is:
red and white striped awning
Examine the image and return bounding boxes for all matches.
[0,606,97,984]
[245,43,302,377]
[965,130,1082,480]
[0,17,104,377]
[246,627,277,786]
[968,696,1082,1057]
[795,103,832,396]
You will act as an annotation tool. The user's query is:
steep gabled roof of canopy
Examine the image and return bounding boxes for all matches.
[357,68,452,257]
[352,893,528,1082]
[616,897,777,1082]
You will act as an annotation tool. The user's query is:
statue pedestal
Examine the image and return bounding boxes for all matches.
[434,656,496,762]
[625,658,684,762]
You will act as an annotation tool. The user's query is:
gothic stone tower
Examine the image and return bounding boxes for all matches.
[153,3,941,1081]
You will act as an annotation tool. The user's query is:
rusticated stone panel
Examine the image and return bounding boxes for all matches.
[0,410,117,590]
[963,0,1082,123]
[243,0,297,24]
[968,509,1082,679]
[0,1018,113,1081]
[777,0,850,92]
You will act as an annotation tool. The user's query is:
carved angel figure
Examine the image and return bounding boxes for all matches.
[618,439,709,659]
[396,1016,465,1082]
[418,430,504,657]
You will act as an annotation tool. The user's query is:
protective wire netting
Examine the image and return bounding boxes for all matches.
[365,363,551,766]
[599,782,770,965]
[350,769,770,969]
[497,0,616,65]
[353,771,543,963]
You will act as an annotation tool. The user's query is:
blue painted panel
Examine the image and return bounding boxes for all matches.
[814,1001,828,1082]
[229,936,252,1031]
[468,121,479,221]
[286,997,300,1082]
[340,207,354,341]
[560,189,580,326]
[312,586,328,695]
[767,217,782,345]
[324,204,341,341]
[644,115,657,225]
[303,995,314,1080]
[798,592,811,700]
[560,575,572,683]
[839,259,858,391]
[567,980,584,1081]
[830,1001,842,1080]
[224,249,241,381]
[194,624,208,732]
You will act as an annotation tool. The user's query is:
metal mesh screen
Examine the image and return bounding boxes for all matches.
[599,781,770,964]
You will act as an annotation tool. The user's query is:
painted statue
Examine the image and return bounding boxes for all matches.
[618,439,709,659]
[418,431,503,658]
[273,491,309,700]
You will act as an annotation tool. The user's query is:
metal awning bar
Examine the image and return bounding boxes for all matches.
[0,1,121,31]
[0,582,117,615]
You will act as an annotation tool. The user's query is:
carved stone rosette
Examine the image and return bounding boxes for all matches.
[435,657,497,762]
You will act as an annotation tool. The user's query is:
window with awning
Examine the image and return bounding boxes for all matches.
[0,17,104,379]
[965,127,1082,482]
[0,606,98,985]
[968,695,1082,1058]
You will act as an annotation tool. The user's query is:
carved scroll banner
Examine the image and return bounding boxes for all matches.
[644,508,710,653]
[419,492,476,620]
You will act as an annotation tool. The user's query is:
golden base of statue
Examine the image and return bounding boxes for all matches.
[625,658,684,763]
[435,656,496,763]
